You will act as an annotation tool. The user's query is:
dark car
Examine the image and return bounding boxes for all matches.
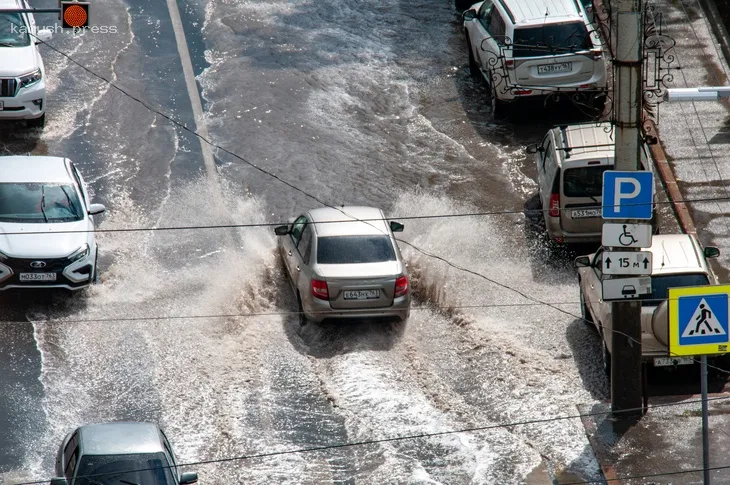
[51,422,198,485]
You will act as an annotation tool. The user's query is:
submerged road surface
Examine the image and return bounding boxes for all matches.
[0,0,633,483]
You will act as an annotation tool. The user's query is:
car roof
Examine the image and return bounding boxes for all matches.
[0,156,74,184]
[499,0,584,25]
[643,234,708,275]
[308,206,390,238]
[555,122,614,163]
[77,422,165,456]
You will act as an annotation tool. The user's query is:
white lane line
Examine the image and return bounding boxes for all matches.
[165,0,217,179]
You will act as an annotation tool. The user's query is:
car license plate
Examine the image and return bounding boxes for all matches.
[19,273,57,282]
[344,289,380,300]
[571,208,601,218]
[537,62,572,75]
[654,357,694,367]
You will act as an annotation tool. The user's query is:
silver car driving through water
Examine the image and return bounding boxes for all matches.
[275,206,411,324]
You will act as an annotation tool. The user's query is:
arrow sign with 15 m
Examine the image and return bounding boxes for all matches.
[602,251,653,276]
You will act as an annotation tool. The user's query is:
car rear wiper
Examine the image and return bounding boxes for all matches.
[39,185,48,223]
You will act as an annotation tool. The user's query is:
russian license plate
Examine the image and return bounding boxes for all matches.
[344,289,380,300]
[19,273,56,282]
[571,208,601,218]
[654,357,694,367]
[537,62,572,75]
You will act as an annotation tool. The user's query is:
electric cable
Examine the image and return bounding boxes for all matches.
[13,394,730,485]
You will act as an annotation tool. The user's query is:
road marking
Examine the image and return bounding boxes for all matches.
[165,0,216,179]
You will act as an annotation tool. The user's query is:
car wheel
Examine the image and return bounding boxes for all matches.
[580,288,593,325]
[27,113,45,129]
[466,37,480,79]
[602,337,612,380]
[92,248,99,284]
[296,291,308,327]
[491,95,507,119]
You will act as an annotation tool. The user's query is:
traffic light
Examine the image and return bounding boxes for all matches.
[60,1,90,29]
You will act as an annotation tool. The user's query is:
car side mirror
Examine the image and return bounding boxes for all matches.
[526,144,543,155]
[389,221,404,233]
[462,9,476,21]
[180,472,199,484]
[704,247,720,259]
[274,225,289,236]
[574,256,590,268]
[88,203,106,215]
[50,478,68,485]
[36,29,53,42]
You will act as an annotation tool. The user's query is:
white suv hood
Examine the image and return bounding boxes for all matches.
[0,221,90,259]
[0,45,39,77]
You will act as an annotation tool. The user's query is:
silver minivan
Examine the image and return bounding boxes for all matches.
[530,122,654,244]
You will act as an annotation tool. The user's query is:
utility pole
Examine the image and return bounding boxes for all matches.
[610,0,644,418]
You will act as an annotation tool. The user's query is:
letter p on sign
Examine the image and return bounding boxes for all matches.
[602,171,654,220]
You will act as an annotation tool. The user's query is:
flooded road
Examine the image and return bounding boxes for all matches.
[0,0,627,483]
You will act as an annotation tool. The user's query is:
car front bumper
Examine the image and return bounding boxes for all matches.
[0,80,46,120]
[0,250,95,291]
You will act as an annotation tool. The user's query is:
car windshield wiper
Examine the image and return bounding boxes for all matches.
[60,185,79,216]
[39,185,48,223]
[0,42,17,47]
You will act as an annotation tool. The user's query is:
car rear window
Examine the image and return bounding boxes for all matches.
[317,236,396,264]
[563,166,610,197]
[643,273,711,306]
[75,452,175,484]
[513,22,591,58]
[0,183,84,223]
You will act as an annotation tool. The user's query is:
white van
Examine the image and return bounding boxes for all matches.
[531,122,655,244]
[0,0,52,128]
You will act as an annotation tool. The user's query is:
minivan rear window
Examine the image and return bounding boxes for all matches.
[317,236,396,264]
[563,166,610,197]
[513,22,591,58]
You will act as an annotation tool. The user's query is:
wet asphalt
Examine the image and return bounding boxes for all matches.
[0,0,703,483]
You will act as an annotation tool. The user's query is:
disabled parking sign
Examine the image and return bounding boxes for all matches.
[669,285,730,356]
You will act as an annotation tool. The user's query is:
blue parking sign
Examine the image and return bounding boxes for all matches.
[602,171,654,220]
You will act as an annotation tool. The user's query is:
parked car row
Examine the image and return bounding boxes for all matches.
[457,0,723,377]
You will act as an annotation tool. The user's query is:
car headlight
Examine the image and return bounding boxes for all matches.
[69,244,90,262]
[19,69,42,89]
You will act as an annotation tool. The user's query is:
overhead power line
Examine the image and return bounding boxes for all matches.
[13,394,730,485]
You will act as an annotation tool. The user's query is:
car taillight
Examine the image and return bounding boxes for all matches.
[513,89,532,95]
[549,193,560,217]
[311,279,329,300]
[395,276,408,298]
[505,59,515,68]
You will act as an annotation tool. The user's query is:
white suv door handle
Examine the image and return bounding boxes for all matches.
[296,266,300,271]
[288,250,292,256]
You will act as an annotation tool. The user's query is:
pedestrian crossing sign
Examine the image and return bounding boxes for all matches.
[669,285,730,356]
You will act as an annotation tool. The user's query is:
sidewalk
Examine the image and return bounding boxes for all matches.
[580,1,730,483]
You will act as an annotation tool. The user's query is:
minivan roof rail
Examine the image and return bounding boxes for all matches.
[571,0,585,16]
[559,126,571,158]
[496,0,515,24]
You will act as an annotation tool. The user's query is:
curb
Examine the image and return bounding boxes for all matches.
[593,0,696,236]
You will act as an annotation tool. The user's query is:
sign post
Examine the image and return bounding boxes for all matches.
[669,284,730,485]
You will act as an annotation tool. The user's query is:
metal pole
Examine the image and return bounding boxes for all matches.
[701,355,710,484]
[610,0,645,419]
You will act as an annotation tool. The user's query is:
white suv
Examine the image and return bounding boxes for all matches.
[0,156,106,291]
[0,0,52,128]
[463,0,607,117]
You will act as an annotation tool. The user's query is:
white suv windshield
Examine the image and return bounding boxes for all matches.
[513,22,591,57]
[0,183,84,223]
[0,13,30,47]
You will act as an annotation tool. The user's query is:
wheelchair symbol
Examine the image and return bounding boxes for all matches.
[618,225,638,246]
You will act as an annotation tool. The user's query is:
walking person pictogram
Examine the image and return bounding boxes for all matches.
[618,224,638,246]
[689,304,722,335]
